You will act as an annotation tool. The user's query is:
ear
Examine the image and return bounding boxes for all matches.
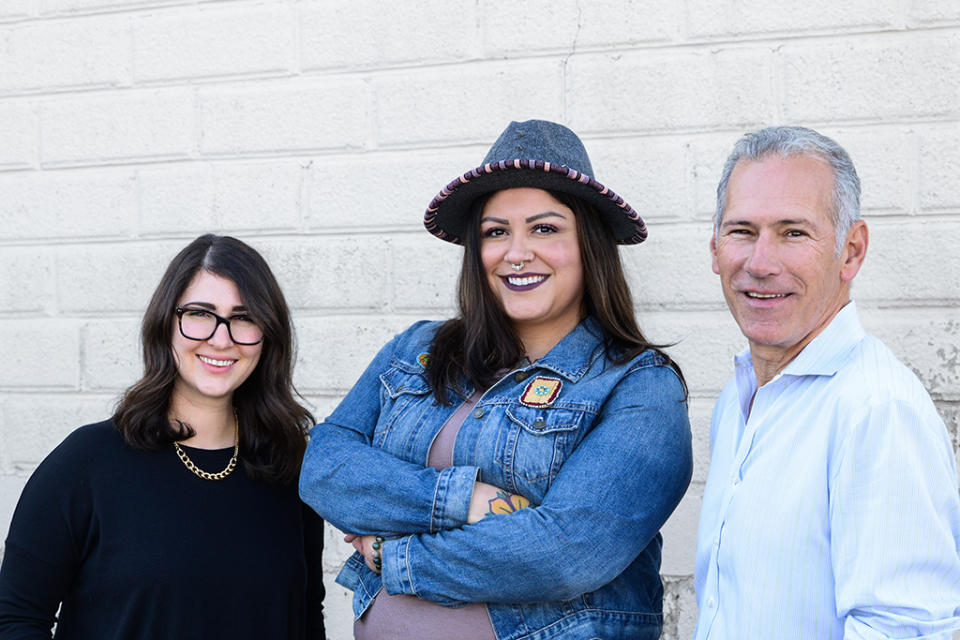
[710,233,720,275]
[839,219,868,282]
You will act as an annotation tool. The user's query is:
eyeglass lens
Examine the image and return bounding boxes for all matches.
[179,309,262,345]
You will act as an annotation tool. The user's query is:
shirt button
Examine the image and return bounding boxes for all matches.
[515,371,529,383]
[472,408,484,419]
[532,418,546,430]
[707,597,716,608]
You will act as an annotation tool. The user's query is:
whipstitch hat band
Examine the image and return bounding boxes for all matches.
[423,120,647,246]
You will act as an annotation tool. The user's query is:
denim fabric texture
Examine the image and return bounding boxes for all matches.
[299,316,692,640]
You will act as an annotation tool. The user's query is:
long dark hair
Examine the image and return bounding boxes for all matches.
[428,190,685,403]
[113,234,313,485]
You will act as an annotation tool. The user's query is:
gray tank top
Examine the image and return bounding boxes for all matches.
[353,391,497,640]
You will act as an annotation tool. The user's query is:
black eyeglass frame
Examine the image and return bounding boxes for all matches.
[175,307,264,346]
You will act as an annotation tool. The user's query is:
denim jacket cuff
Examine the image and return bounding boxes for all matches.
[430,465,479,531]
[381,536,415,596]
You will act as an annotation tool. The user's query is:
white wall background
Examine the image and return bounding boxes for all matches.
[0,1,958,637]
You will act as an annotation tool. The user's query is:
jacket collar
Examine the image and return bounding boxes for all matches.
[527,316,606,382]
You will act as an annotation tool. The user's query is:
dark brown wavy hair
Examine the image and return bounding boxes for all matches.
[113,234,313,485]
[427,190,685,404]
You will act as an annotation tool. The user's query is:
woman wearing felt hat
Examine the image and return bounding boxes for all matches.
[300,120,693,639]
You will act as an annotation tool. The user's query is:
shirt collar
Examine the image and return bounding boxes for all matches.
[530,316,606,382]
[733,301,864,420]
[780,301,864,377]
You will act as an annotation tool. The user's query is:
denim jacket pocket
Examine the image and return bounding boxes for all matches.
[375,363,433,447]
[497,404,587,483]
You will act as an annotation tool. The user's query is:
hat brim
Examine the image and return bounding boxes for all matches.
[424,159,647,245]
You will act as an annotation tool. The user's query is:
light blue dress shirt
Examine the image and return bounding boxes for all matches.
[695,302,960,639]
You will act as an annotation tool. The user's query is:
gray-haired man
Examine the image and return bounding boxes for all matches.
[695,126,960,639]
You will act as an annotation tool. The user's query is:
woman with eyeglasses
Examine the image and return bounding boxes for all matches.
[0,234,325,639]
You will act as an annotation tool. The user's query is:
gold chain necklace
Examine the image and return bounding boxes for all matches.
[173,412,239,481]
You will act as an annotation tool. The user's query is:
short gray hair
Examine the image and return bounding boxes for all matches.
[714,126,861,254]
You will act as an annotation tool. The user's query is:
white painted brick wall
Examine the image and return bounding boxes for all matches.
[1,3,957,639]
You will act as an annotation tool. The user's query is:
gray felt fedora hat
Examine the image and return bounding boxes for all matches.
[424,119,646,245]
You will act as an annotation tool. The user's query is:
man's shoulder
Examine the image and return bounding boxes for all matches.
[838,332,932,402]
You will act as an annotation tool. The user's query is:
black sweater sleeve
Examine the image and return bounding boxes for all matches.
[0,429,90,639]
[302,503,326,639]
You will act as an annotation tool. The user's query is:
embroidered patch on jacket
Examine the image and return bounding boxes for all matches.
[417,353,430,368]
[520,376,562,407]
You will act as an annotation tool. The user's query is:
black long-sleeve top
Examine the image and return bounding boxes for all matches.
[0,420,325,640]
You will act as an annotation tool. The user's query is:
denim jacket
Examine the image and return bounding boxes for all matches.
[299,317,692,640]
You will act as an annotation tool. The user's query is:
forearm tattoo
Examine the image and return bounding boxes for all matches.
[485,490,531,517]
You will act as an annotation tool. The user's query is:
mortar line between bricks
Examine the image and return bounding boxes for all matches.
[4,22,958,101]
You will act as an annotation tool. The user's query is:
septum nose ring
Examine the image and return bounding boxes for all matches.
[511,262,525,271]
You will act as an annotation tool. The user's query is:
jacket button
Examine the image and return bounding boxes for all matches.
[472,408,484,419]
[515,371,528,382]
[532,418,546,429]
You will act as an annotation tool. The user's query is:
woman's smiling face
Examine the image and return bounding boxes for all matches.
[171,270,263,409]
[480,188,584,344]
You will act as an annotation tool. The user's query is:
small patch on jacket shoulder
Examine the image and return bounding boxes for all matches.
[520,376,562,407]
[417,353,430,368]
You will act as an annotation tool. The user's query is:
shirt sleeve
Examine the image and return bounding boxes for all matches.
[0,436,89,640]
[380,363,693,604]
[298,329,480,536]
[831,396,960,639]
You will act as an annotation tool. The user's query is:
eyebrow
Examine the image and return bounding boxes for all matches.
[720,217,813,228]
[480,211,568,225]
[180,301,248,312]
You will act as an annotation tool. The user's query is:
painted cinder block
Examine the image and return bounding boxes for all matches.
[139,163,217,236]
[0,319,80,388]
[0,169,136,239]
[294,314,414,394]
[587,134,692,224]
[303,147,480,232]
[0,1,33,19]
[687,0,898,38]
[372,62,564,146]
[0,247,54,314]
[255,236,393,313]
[639,309,747,395]
[908,0,960,24]
[388,233,461,313]
[919,124,960,211]
[621,222,724,309]
[40,90,193,165]
[825,127,915,214]
[0,15,130,94]
[782,32,960,122]
[567,48,775,134]
[80,319,142,392]
[483,0,678,53]
[300,0,476,71]
[661,482,702,577]
[212,161,302,232]
[855,220,960,305]
[0,102,35,169]
[133,4,295,82]
[199,79,369,155]
[56,242,180,312]
[860,307,960,401]
[2,393,111,469]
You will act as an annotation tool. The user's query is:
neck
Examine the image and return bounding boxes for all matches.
[515,314,582,362]
[750,299,850,386]
[169,392,236,449]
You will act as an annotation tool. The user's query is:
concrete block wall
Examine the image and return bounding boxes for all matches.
[0,1,957,637]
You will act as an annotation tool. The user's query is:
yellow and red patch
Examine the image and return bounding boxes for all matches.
[520,376,562,408]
